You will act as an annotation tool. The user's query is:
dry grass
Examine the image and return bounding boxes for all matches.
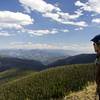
[64,83,99,100]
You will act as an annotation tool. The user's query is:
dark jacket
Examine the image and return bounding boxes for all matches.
[95,56,100,94]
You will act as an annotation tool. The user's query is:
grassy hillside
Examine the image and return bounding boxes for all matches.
[0,63,96,100]
[0,68,36,85]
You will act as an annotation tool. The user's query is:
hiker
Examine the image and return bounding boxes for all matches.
[91,35,100,99]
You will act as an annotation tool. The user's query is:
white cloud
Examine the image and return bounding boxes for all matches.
[74,27,84,31]
[43,11,87,27]
[23,6,31,13]
[60,21,87,27]
[0,32,11,36]
[61,29,69,32]
[57,11,82,20]
[19,0,61,13]
[0,24,22,29]
[0,10,74,36]
[75,1,86,7]
[28,29,57,36]
[10,42,60,49]
[19,0,87,27]
[43,11,82,21]
[92,18,100,23]
[23,29,58,36]
[21,28,69,36]
[0,11,33,29]
[61,43,94,53]
[75,0,100,14]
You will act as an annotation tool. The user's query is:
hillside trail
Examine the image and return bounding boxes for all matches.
[64,83,99,100]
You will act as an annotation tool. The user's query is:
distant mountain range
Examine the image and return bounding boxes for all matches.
[0,50,96,72]
[0,49,96,72]
[0,49,76,65]
[48,54,96,67]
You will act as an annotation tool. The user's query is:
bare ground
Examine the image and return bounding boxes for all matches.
[64,83,99,100]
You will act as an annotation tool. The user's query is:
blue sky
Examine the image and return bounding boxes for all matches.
[0,0,100,53]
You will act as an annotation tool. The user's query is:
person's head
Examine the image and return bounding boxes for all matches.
[91,35,100,54]
[93,42,100,53]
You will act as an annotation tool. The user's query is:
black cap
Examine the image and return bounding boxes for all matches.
[91,35,100,43]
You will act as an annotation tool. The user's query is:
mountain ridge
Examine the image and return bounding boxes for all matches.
[48,54,96,67]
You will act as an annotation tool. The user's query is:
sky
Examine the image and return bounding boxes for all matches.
[0,0,100,53]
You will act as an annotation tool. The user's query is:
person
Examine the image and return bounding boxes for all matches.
[91,35,100,100]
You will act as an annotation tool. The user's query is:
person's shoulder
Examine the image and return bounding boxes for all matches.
[95,58,100,65]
